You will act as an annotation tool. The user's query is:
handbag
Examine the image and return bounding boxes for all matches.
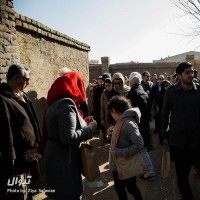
[115,121,148,180]
[81,142,100,182]
[161,145,171,178]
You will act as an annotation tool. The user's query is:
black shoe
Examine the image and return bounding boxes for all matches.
[138,175,156,181]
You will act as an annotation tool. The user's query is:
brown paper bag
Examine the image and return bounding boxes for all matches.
[81,143,100,182]
[161,146,171,178]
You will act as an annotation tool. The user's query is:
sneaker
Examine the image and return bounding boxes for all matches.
[138,175,156,181]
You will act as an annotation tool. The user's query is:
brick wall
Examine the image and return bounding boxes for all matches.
[0,0,90,126]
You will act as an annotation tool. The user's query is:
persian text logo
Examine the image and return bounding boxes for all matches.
[7,175,32,187]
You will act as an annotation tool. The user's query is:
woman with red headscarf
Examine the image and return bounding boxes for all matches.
[44,72,97,200]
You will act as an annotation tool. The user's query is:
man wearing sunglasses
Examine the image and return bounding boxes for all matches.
[0,64,41,199]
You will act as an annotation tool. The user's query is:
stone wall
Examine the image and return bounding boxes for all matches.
[0,0,19,80]
[89,55,200,82]
[0,0,90,91]
[0,0,90,125]
[14,13,90,99]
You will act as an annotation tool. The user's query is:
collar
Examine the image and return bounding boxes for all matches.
[174,81,197,91]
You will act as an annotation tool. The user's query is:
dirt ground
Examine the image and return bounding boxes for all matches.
[33,121,200,200]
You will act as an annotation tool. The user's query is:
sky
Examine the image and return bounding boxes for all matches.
[13,0,199,64]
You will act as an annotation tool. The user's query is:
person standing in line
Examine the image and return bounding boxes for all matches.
[141,71,153,121]
[107,95,143,200]
[112,72,130,97]
[100,78,119,142]
[127,72,155,181]
[156,80,170,145]
[193,69,200,84]
[44,71,97,200]
[161,62,200,200]
[0,64,41,199]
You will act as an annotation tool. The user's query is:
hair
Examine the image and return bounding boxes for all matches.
[6,64,30,81]
[107,95,132,113]
[176,62,192,75]
[102,73,111,81]
[159,74,165,80]
[60,66,72,76]
[161,80,170,91]
[104,78,112,84]
[142,71,149,77]
[194,69,198,76]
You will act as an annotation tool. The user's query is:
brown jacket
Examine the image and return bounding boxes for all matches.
[0,83,41,164]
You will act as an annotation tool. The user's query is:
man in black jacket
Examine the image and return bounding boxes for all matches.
[0,64,41,199]
[162,62,200,200]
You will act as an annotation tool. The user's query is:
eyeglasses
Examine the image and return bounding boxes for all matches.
[18,75,30,83]
[114,81,123,85]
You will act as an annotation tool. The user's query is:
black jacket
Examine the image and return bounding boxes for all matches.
[127,84,150,146]
[161,81,200,149]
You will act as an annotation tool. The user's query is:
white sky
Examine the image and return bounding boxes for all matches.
[13,0,199,64]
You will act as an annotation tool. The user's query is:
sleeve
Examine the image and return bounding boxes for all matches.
[100,93,105,124]
[115,121,144,157]
[57,102,93,145]
[0,97,16,161]
[161,89,171,139]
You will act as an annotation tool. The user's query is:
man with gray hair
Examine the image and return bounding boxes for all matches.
[0,64,41,199]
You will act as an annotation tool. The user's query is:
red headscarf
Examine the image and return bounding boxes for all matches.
[47,71,86,107]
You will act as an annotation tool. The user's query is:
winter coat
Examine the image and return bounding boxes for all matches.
[109,108,144,171]
[127,84,150,146]
[44,98,93,200]
[100,89,119,130]
[0,83,41,176]
[162,81,200,149]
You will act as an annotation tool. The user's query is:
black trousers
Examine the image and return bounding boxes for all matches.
[170,146,200,200]
[112,171,143,200]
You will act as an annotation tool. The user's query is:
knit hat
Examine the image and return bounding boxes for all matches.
[129,72,142,87]
[47,71,86,106]
[176,62,192,75]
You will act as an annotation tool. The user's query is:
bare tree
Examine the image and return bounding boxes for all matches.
[172,0,200,36]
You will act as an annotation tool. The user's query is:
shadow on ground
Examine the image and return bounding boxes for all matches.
[33,121,200,200]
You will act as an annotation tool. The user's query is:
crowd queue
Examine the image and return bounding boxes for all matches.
[0,62,200,200]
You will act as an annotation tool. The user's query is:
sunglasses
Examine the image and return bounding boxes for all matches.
[114,81,123,85]
[18,75,30,82]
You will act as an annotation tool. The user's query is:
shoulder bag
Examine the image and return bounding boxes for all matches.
[115,120,148,180]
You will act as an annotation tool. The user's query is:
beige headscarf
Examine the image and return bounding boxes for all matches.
[112,72,130,96]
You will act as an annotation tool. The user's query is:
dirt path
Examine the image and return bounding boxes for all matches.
[33,122,200,200]
[81,129,200,200]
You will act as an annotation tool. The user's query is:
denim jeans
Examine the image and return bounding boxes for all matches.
[142,147,155,177]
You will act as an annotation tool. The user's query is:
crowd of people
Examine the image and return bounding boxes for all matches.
[0,62,200,200]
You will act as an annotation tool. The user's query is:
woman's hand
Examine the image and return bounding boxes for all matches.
[107,126,114,136]
[88,120,97,131]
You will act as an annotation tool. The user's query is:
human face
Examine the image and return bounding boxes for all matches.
[113,79,123,90]
[97,79,103,85]
[111,108,118,121]
[178,67,194,86]
[144,72,150,82]
[16,70,30,91]
[105,83,112,91]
